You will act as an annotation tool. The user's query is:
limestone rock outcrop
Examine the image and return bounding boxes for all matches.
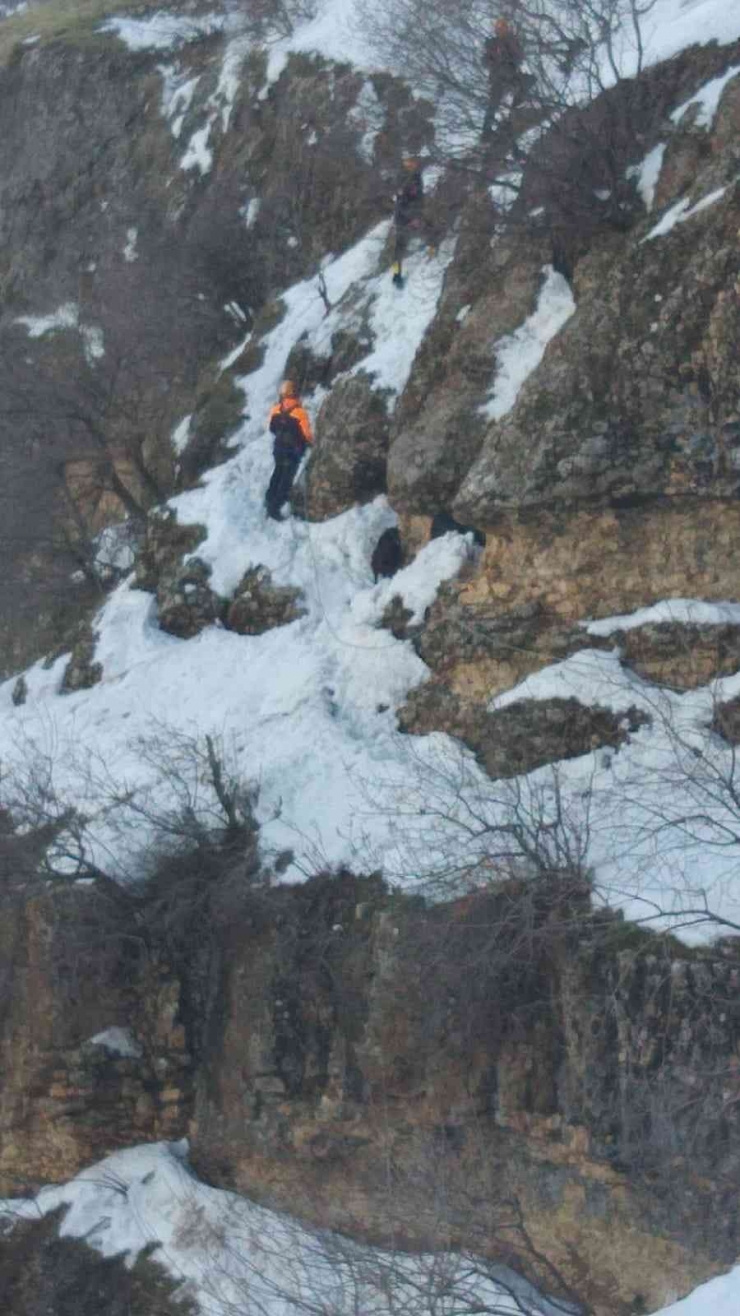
[303,373,391,521]
[0,885,192,1195]
[3,866,740,1315]
[399,685,648,778]
[388,236,549,512]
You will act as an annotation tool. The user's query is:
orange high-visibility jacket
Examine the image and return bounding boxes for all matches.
[268,397,314,445]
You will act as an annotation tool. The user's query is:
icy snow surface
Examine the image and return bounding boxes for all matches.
[481,265,575,422]
[0,1142,544,1316]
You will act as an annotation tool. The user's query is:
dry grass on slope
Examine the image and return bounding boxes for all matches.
[0,0,193,66]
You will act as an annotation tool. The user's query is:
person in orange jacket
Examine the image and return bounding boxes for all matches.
[482,16,525,142]
[265,380,314,520]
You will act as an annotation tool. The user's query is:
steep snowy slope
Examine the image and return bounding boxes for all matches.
[4,211,740,938]
[2,5,740,1316]
[0,229,475,889]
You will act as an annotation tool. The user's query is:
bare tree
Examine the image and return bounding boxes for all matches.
[358,0,659,250]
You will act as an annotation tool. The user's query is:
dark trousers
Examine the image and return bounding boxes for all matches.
[265,447,304,518]
[393,225,411,275]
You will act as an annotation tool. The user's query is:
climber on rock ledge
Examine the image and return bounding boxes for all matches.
[265,380,313,521]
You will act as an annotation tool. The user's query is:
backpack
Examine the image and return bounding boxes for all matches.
[271,405,306,454]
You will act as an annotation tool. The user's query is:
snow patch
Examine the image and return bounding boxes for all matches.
[95,524,137,578]
[481,266,576,422]
[585,598,740,636]
[16,303,79,337]
[220,332,252,372]
[352,534,472,629]
[88,1027,142,1058]
[171,415,193,456]
[671,64,740,129]
[0,1141,537,1316]
[210,33,251,133]
[650,1265,740,1316]
[101,11,226,52]
[243,197,261,228]
[642,184,729,241]
[181,124,214,175]
[16,302,104,364]
[348,79,385,164]
[628,142,666,212]
[489,647,653,719]
[159,64,200,139]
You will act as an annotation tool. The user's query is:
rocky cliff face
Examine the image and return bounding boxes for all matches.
[382,41,740,766]
[2,872,740,1315]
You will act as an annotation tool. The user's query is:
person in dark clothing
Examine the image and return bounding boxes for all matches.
[371,527,403,581]
[391,158,425,288]
[430,511,486,549]
[265,380,313,521]
[482,17,525,143]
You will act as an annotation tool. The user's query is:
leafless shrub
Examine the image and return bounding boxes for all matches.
[0,722,262,891]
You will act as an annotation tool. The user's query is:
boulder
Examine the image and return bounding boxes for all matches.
[11,675,27,707]
[156,557,225,640]
[225,565,306,636]
[619,621,740,689]
[61,628,102,694]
